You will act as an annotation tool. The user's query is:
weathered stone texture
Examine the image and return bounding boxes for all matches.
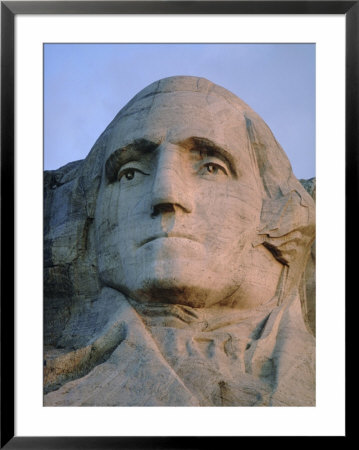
[44,76,315,406]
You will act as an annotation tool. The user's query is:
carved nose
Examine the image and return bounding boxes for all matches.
[151,202,176,217]
[150,148,194,216]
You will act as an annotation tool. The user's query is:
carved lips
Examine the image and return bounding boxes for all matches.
[139,232,199,247]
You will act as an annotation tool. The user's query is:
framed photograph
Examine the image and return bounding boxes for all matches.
[1,1,354,447]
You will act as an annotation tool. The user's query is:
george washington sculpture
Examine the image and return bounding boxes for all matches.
[43,76,315,406]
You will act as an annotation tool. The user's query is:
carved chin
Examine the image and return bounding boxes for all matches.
[130,276,239,309]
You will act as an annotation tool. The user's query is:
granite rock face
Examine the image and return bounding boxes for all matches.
[44,76,315,406]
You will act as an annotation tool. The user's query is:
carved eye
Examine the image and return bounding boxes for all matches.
[206,163,220,174]
[199,162,227,177]
[124,169,135,180]
[117,168,148,183]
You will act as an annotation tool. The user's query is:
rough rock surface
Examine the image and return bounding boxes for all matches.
[44,76,315,406]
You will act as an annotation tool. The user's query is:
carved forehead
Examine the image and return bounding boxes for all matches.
[122,76,251,112]
[98,76,296,200]
[106,77,252,159]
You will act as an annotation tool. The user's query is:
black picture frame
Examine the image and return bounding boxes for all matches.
[1,1,354,448]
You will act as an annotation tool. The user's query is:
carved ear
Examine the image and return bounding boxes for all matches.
[253,190,315,267]
[244,111,315,326]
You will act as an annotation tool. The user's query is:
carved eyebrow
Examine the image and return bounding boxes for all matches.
[105,138,159,182]
[182,136,238,178]
[105,136,238,182]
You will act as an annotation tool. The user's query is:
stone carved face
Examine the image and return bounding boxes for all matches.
[95,85,283,308]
